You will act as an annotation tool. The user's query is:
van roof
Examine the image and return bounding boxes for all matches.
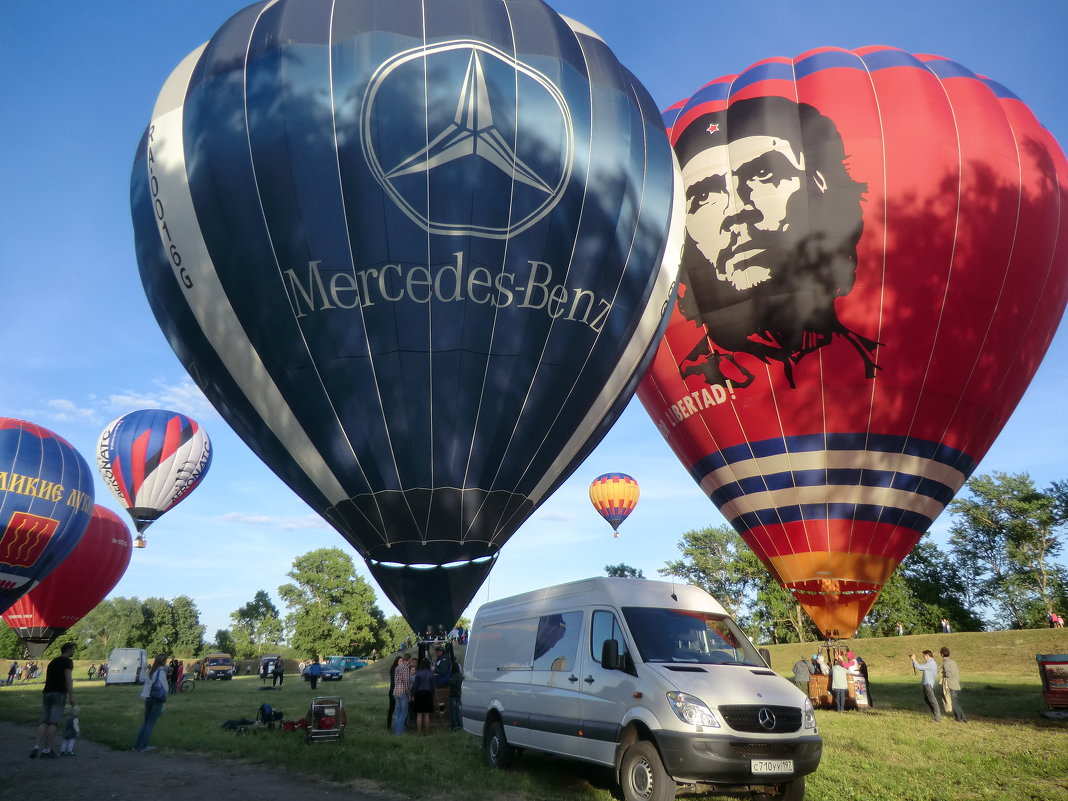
[471,577,727,622]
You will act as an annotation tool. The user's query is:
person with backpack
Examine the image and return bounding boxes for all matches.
[133,654,169,752]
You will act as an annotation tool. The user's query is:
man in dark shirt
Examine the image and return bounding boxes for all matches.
[30,642,76,758]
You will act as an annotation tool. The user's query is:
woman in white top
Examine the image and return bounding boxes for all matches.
[133,654,169,752]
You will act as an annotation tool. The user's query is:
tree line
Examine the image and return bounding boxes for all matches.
[651,471,1068,643]
[0,547,418,661]
[2,470,1063,658]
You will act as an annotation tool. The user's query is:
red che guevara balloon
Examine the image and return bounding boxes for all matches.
[2,506,132,656]
[638,46,1068,636]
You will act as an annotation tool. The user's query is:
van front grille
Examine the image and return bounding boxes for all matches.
[729,742,799,758]
[717,705,802,733]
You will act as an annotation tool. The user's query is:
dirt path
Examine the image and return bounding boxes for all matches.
[0,719,394,800]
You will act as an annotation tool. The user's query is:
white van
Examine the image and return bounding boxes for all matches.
[462,578,821,801]
[105,648,149,685]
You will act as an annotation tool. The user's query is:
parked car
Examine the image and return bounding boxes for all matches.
[303,663,343,682]
[326,656,368,672]
[203,652,235,680]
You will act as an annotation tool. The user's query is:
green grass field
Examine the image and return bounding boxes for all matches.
[1,628,1066,801]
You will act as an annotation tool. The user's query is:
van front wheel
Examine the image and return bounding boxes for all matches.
[620,741,676,801]
[485,720,513,769]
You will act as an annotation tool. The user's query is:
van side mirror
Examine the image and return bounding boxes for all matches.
[758,648,771,668]
[601,639,621,670]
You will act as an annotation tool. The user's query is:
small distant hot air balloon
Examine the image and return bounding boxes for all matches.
[638,46,1068,637]
[3,506,132,656]
[589,473,640,538]
[97,410,212,547]
[129,0,681,632]
[0,419,95,614]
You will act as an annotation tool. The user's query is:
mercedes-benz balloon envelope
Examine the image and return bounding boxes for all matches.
[638,46,1068,637]
[131,0,682,630]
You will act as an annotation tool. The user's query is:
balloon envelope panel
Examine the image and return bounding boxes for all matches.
[639,46,1068,636]
[131,0,680,630]
[0,419,95,614]
[97,409,212,534]
[2,506,133,656]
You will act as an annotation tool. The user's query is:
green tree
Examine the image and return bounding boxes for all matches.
[278,548,389,656]
[171,596,206,655]
[0,624,22,659]
[384,615,417,653]
[62,597,146,658]
[659,525,766,619]
[748,576,819,644]
[211,629,237,655]
[604,563,645,578]
[949,472,1066,628]
[229,590,284,658]
[140,596,205,656]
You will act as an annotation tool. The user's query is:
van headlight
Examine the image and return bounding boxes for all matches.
[803,698,817,730]
[666,692,720,728]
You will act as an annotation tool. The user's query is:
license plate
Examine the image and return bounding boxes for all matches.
[751,759,793,774]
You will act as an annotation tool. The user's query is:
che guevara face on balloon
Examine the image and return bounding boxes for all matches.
[674,96,878,389]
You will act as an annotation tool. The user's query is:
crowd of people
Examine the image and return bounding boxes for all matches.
[7,661,40,684]
[792,649,872,712]
[910,648,968,723]
[389,642,463,735]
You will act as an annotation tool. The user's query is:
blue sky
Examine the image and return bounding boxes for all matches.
[2,0,1067,639]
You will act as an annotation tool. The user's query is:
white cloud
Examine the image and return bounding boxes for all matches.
[216,512,331,531]
[106,378,219,421]
[42,397,104,425]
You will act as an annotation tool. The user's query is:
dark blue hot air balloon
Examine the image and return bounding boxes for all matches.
[130,0,682,631]
[0,419,95,614]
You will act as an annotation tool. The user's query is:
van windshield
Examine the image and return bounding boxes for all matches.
[622,607,764,667]
[208,657,231,666]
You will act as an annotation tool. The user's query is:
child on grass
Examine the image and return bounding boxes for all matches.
[59,705,80,756]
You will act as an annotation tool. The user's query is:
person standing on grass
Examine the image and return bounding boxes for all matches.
[910,650,942,722]
[411,658,436,735]
[273,658,285,687]
[385,655,402,730]
[792,655,813,693]
[449,661,464,731]
[133,654,169,752]
[392,653,414,735]
[830,658,849,712]
[30,642,76,759]
[940,647,968,723]
[306,656,322,691]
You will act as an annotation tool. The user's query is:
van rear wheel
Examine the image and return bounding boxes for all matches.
[485,719,513,768]
[620,740,676,801]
